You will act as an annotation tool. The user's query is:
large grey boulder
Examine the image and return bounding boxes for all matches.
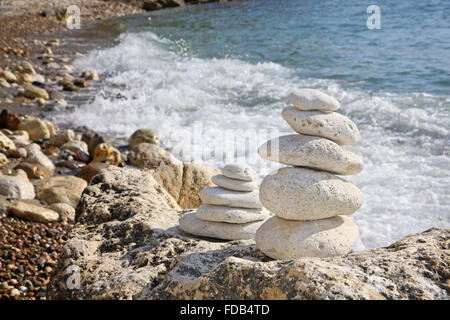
[47,167,449,300]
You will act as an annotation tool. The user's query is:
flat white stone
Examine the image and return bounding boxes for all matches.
[200,187,262,209]
[259,167,363,220]
[255,215,359,259]
[222,164,256,181]
[289,88,340,111]
[196,204,270,223]
[179,211,265,240]
[282,107,360,145]
[258,134,364,175]
[212,174,258,191]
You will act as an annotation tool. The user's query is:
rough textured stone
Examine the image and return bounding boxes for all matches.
[282,107,360,145]
[179,211,265,240]
[200,187,262,209]
[211,174,258,191]
[129,143,183,201]
[258,134,364,175]
[0,175,35,199]
[289,88,340,111]
[7,201,59,223]
[259,167,363,220]
[47,174,450,301]
[256,216,359,259]
[196,204,270,223]
[0,109,20,130]
[177,161,220,209]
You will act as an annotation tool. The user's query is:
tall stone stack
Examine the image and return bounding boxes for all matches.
[179,164,270,240]
[255,88,364,260]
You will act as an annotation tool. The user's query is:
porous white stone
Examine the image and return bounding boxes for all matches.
[255,215,359,259]
[196,204,270,224]
[259,167,363,220]
[282,107,360,145]
[258,134,364,175]
[222,164,256,181]
[289,88,340,111]
[211,174,258,192]
[200,187,262,209]
[179,211,265,240]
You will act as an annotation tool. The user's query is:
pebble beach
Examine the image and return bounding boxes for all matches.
[0,0,223,300]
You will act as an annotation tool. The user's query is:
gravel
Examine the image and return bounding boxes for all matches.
[0,210,73,300]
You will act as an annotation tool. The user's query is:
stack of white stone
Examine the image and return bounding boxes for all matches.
[255,88,364,259]
[179,164,270,240]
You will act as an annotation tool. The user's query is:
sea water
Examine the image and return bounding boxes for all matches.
[53,0,450,249]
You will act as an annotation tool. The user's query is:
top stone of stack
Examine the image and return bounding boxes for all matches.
[289,88,340,111]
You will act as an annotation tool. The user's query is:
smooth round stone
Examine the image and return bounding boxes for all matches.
[200,187,262,209]
[222,164,256,181]
[282,107,360,145]
[255,215,359,259]
[289,88,340,111]
[259,167,363,220]
[196,204,270,223]
[179,211,265,240]
[212,174,258,191]
[258,134,364,175]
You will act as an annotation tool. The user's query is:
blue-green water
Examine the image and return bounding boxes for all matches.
[57,0,450,249]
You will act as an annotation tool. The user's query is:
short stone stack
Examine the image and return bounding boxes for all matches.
[179,164,270,240]
[255,88,364,259]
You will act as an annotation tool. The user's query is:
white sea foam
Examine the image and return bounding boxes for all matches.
[52,31,450,250]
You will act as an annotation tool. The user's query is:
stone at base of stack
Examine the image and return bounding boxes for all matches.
[179,164,269,240]
[255,88,364,259]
